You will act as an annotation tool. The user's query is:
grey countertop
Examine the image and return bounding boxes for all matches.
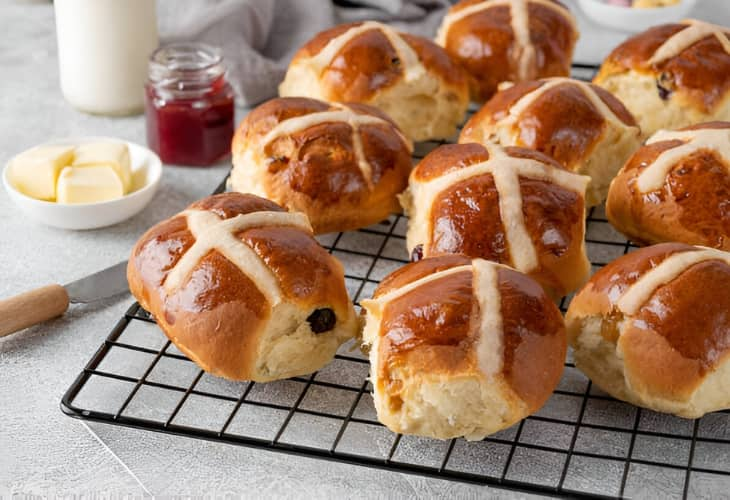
[2,1,729,498]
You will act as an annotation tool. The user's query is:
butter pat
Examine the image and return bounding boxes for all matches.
[9,145,75,200]
[73,142,132,193]
[56,165,125,204]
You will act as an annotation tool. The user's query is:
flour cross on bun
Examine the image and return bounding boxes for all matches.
[606,121,730,250]
[127,192,359,382]
[436,0,576,82]
[616,247,730,316]
[594,19,730,137]
[310,22,426,83]
[649,19,730,65]
[279,21,469,141]
[566,243,730,418]
[636,127,730,192]
[163,209,312,304]
[409,143,589,272]
[460,78,641,205]
[362,255,566,440]
[257,102,411,191]
[403,142,590,298]
[230,97,413,234]
[364,260,506,377]
[499,77,630,131]
[436,0,578,102]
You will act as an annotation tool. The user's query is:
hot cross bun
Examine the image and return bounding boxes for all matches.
[607,122,730,250]
[436,0,578,102]
[459,78,641,205]
[278,21,469,142]
[361,255,566,440]
[230,97,413,234]
[594,19,730,137]
[400,143,591,299]
[127,193,359,382]
[566,243,730,418]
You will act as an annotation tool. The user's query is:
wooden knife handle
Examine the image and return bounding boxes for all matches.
[0,284,70,337]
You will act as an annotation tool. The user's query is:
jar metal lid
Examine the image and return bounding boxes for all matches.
[148,42,226,94]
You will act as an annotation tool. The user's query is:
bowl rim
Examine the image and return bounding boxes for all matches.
[2,136,163,208]
[578,0,697,11]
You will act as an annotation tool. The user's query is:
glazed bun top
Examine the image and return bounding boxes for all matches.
[406,142,590,297]
[365,255,566,411]
[460,78,638,168]
[608,121,730,248]
[130,192,352,318]
[230,97,413,233]
[436,0,578,101]
[568,243,730,397]
[285,21,467,102]
[127,192,357,381]
[596,19,730,113]
[621,121,730,190]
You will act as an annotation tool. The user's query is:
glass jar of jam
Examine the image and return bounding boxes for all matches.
[145,43,235,166]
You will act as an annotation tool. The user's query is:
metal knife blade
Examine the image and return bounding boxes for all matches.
[64,260,129,304]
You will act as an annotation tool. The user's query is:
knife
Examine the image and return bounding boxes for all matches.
[0,260,129,338]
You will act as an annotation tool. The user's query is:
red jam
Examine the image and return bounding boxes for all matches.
[145,43,235,166]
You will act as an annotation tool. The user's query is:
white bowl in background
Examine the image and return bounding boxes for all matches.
[3,137,162,230]
[578,0,697,33]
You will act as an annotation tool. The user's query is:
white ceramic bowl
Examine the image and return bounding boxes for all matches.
[3,137,162,230]
[578,0,697,33]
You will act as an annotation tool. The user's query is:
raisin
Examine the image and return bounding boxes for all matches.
[307,308,336,334]
[657,83,671,100]
[410,244,424,262]
[656,72,674,101]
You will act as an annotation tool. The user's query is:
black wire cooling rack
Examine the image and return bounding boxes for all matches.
[61,65,730,499]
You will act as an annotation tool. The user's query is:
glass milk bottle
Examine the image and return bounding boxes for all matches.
[54,0,159,115]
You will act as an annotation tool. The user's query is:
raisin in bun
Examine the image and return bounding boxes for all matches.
[594,19,730,138]
[436,0,578,102]
[127,193,359,382]
[278,21,469,142]
[361,255,566,440]
[230,97,413,234]
[459,77,641,205]
[400,143,590,299]
[607,122,730,250]
[566,243,730,418]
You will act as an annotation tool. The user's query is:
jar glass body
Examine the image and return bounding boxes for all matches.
[55,0,158,115]
[145,43,236,167]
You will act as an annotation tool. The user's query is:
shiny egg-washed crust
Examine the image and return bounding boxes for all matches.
[566,243,730,418]
[278,22,470,142]
[459,78,641,205]
[362,256,566,440]
[287,23,466,100]
[437,0,578,102]
[593,21,730,136]
[607,122,730,250]
[127,193,358,382]
[230,97,413,234]
[401,143,590,299]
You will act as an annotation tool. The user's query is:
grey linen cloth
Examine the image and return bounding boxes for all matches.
[157,0,451,106]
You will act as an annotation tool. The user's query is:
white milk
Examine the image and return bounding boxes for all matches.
[55,0,159,115]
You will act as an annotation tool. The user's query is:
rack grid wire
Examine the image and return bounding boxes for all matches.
[61,64,730,499]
